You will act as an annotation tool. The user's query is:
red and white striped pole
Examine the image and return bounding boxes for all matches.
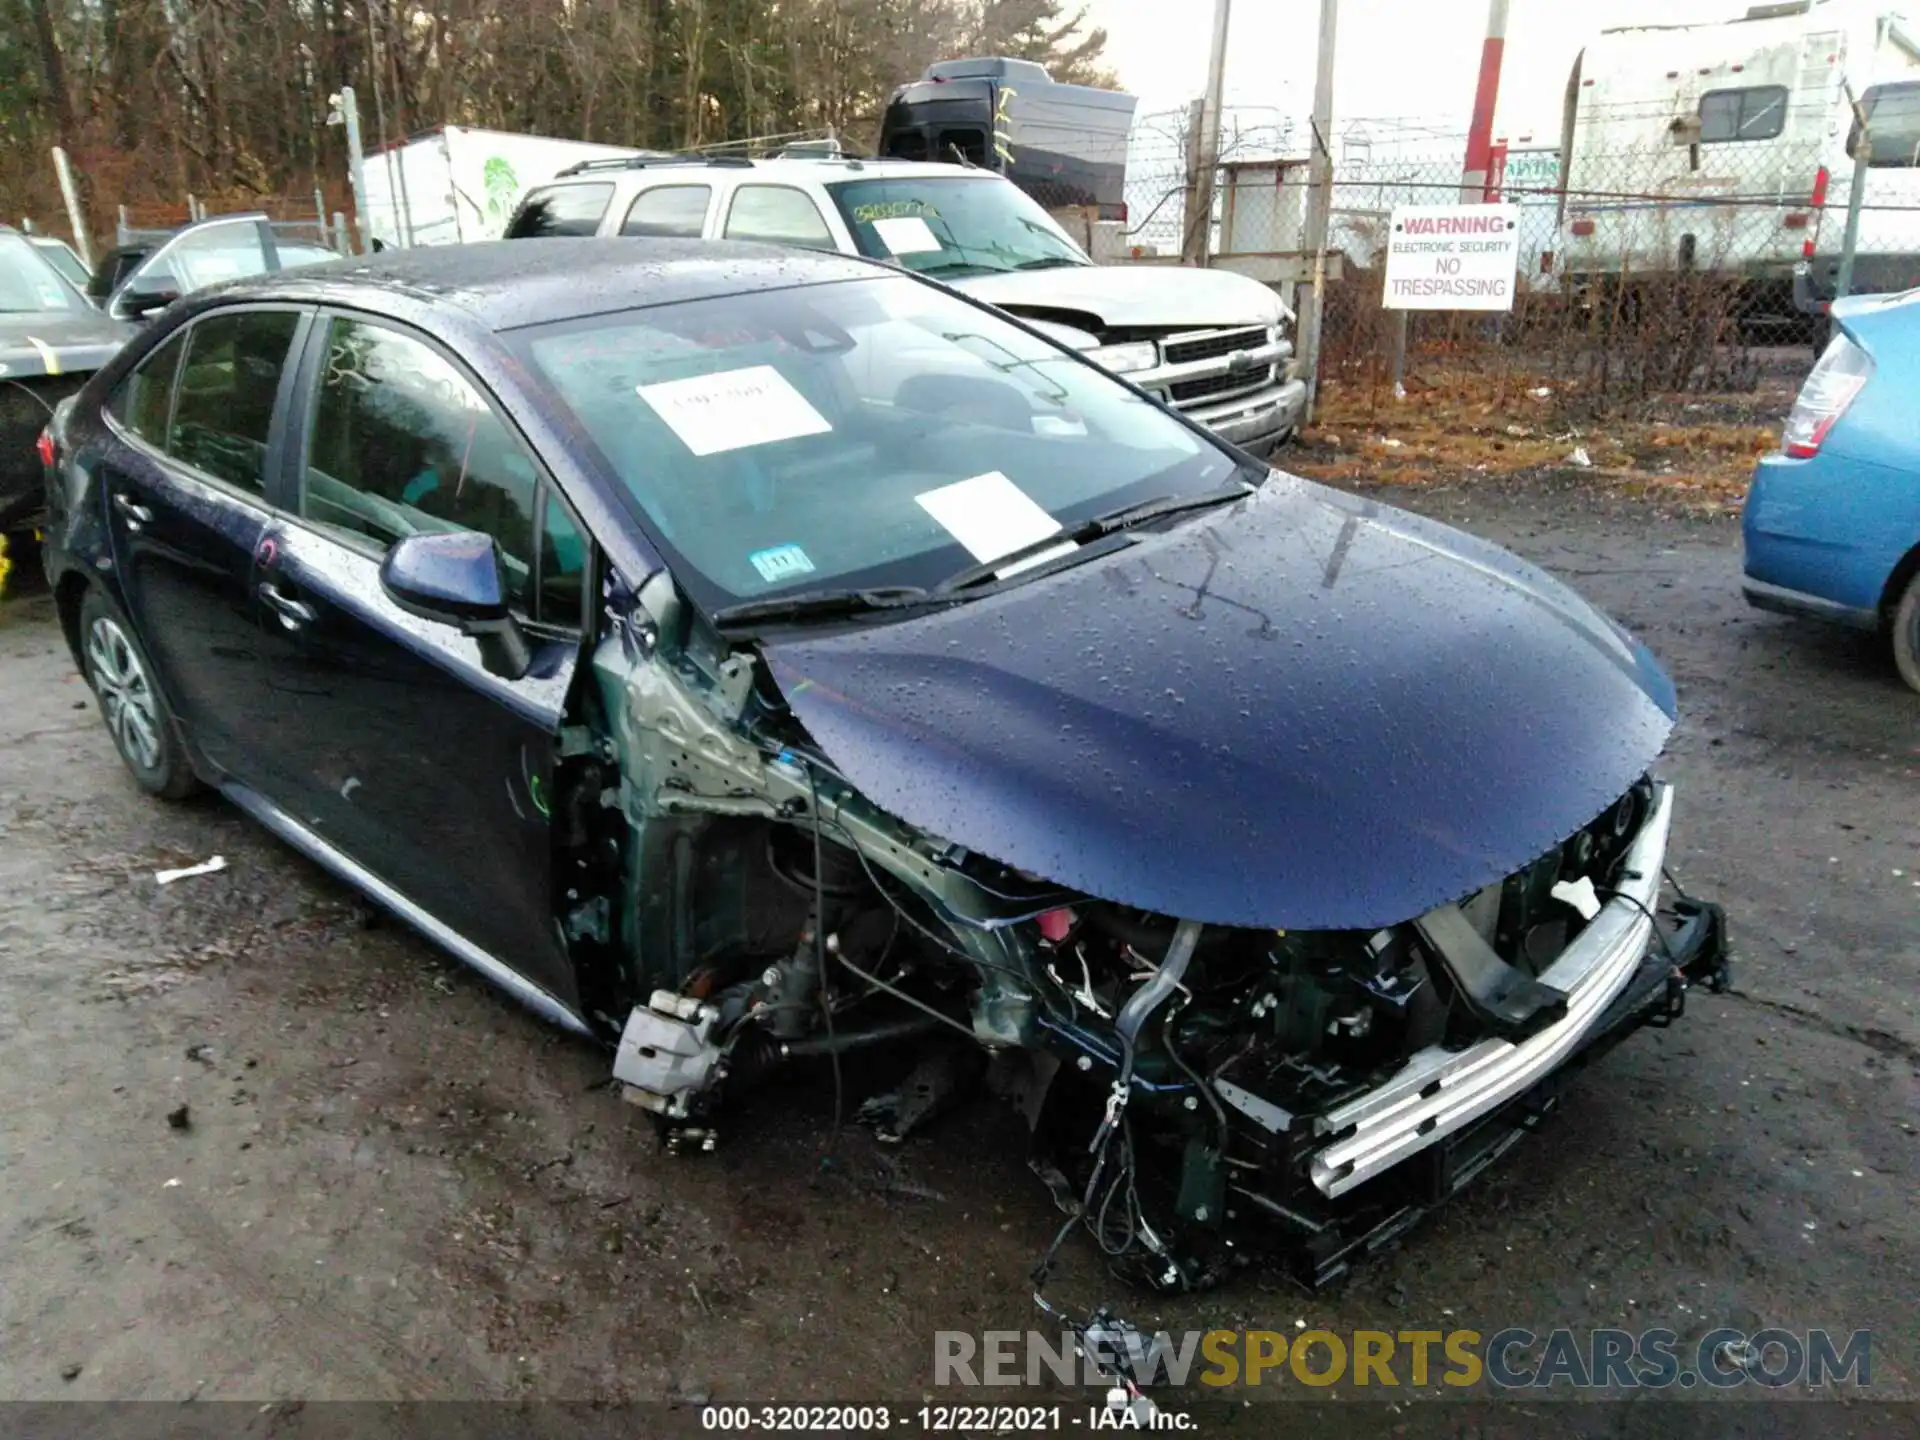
[1460,0,1511,202]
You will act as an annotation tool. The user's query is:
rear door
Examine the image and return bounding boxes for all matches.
[245,311,592,1006]
[98,305,310,782]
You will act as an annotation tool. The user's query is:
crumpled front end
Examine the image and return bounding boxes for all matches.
[939,772,1730,1291]
[575,584,1728,1290]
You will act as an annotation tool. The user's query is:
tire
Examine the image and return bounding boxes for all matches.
[78,588,201,800]
[1894,570,1920,697]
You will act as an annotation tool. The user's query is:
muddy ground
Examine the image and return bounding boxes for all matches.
[1,474,1915,1434]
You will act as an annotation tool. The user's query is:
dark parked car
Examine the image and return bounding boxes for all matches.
[1,226,131,536]
[39,241,1727,1297]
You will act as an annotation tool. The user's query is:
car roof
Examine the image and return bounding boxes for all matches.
[201,237,891,331]
[538,156,999,188]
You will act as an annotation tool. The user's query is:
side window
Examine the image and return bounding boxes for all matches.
[301,318,542,612]
[1698,86,1787,144]
[111,329,188,447]
[1854,83,1920,168]
[167,310,302,492]
[620,184,712,237]
[538,489,589,629]
[723,186,836,249]
[505,184,615,238]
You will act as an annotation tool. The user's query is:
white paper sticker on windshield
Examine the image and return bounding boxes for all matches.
[872,215,943,256]
[916,472,1073,575]
[636,365,832,457]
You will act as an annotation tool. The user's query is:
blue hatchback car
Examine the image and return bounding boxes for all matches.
[38,241,1726,1293]
[1743,289,1920,693]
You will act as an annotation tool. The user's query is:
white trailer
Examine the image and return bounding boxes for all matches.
[362,127,642,248]
[1557,1,1920,320]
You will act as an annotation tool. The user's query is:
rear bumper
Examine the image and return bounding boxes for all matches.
[1182,377,1307,453]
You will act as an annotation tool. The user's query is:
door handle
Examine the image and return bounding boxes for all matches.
[259,581,317,630]
[113,492,153,527]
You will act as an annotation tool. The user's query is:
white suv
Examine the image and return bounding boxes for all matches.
[504,155,1307,455]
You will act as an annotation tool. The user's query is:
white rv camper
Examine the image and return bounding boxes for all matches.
[1557,1,1920,324]
[361,127,641,248]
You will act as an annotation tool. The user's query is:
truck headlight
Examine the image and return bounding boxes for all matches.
[1085,341,1158,376]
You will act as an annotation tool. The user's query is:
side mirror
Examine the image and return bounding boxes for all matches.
[379,531,531,680]
[116,276,181,321]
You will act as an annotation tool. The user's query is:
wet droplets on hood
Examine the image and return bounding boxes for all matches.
[765,476,1676,931]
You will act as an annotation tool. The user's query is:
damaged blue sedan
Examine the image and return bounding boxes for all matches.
[39,241,1728,1293]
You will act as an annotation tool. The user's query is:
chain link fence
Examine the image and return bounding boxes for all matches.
[1115,106,1873,413]
[1314,138,1844,413]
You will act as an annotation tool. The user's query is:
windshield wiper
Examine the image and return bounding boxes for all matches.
[913,259,1013,278]
[1010,257,1085,271]
[935,484,1253,594]
[711,585,942,633]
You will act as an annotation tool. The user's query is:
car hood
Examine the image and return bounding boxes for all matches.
[763,474,1677,931]
[950,263,1289,331]
[0,309,131,377]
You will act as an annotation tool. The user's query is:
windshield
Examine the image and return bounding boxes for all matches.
[31,240,89,290]
[516,274,1242,615]
[0,233,82,313]
[826,175,1089,279]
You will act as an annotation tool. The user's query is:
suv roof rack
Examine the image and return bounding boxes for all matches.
[553,153,757,178]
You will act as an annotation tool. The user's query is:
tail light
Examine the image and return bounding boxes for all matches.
[35,428,55,469]
[1781,333,1872,458]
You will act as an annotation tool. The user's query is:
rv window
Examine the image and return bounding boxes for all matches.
[1853,83,1920,168]
[885,132,930,162]
[1698,86,1787,143]
[936,128,991,166]
[506,183,615,238]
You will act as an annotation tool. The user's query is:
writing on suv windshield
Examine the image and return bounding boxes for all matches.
[519,274,1240,616]
[826,176,1087,278]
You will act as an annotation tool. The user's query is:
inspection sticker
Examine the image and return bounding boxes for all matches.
[636,365,832,457]
[915,471,1073,573]
[749,544,817,584]
[872,215,943,256]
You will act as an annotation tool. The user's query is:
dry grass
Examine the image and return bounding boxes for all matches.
[1287,366,1787,514]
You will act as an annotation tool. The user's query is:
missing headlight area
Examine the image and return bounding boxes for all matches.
[565,607,1730,1302]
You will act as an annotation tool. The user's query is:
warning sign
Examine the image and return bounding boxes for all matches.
[1383,203,1521,312]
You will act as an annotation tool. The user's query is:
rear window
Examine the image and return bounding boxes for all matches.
[506,184,615,238]
[1698,86,1787,143]
[1852,82,1920,168]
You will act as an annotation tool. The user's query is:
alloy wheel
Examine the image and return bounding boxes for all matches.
[87,616,163,773]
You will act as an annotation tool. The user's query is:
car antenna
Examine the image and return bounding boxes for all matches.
[948,142,978,169]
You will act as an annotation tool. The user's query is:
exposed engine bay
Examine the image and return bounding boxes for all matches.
[548,578,1731,1311]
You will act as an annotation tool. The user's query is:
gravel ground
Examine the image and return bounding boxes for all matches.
[0,475,1915,1435]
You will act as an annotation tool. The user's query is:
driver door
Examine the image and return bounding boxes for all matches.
[247,312,593,1006]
